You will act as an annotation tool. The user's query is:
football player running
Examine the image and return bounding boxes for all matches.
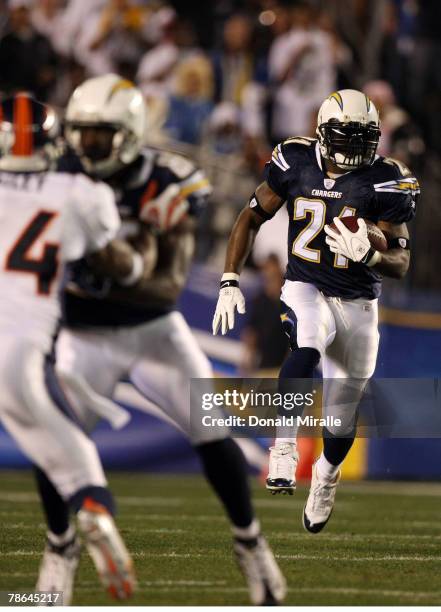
[0,93,148,602]
[34,75,286,606]
[213,89,419,533]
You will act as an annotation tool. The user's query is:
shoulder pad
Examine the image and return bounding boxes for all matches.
[381,156,413,177]
[155,150,197,180]
[271,137,316,172]
[283,136,316,148]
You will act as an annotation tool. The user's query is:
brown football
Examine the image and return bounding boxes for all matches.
[329,216,388,252]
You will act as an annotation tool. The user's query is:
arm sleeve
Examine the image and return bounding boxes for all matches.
[263,142,296,201]
[374,162,420,224]
[61,178,121,262]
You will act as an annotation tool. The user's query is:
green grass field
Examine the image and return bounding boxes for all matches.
[2,470,441,606]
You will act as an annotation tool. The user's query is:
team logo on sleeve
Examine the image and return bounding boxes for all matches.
[272,144,290,172]
[374,177,420,195]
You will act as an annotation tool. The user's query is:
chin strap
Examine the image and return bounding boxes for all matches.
[81,154,122,179]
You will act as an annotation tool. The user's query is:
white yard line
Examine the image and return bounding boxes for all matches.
[253,498,355,510]
[123,514,441,529]
[1,551,41,556]
[0,492,38,503]
[2,523,45,530]
[341,482,441,497]
[0,492,183,507]
[70,584,441,601]
[293,587,441,601]
[269,532,441,541]
[1,575,440,602]
[1,524,186,534]
[278,553,441,562]
[2,485,441,506]
[0,572,36,578]
[0,491,311,510]
[2,507,440,531]
[4,521,438,542]
[69,580,441,600]
[5,550,441,563]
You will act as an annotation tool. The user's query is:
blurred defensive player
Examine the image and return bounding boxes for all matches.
[0,93,146,602]
[33,75,286,606]
[213,89,419,533]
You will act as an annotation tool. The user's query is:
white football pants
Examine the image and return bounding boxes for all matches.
[56,311,228,445]
[278,280,379,439]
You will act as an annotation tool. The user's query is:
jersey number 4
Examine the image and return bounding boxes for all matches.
[292,198,355,268]
[5,211,59,295]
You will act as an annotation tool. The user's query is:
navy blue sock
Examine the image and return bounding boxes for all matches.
[34,466,70,535]
[323,427,356,466]
[278,348,320,419]
[69,486,116,516]
[196,438,254,528]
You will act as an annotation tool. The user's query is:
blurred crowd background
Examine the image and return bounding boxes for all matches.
[0,0,440,480]
[0,0,440,375]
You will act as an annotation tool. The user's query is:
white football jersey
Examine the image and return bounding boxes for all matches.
[0,171,120,351]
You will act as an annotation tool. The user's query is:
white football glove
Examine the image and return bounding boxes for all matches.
[324,217,379,265]
[212,273,246,335]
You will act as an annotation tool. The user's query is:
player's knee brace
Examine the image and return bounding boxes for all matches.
[278,348,320,423]
[322,426,356,466]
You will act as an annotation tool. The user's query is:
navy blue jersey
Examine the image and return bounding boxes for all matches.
[264,138,419,299]
[61,148,211,328]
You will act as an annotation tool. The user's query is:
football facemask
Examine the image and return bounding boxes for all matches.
[318,121,380,170]
[65,121,134,178]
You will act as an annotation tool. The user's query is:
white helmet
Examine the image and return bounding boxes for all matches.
[316,89,380,170]
[65,74,148,178]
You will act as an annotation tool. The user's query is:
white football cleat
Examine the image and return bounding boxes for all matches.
[234,535,287,605]
[36,532,81,606]
[303,461,341,533]
[77,500,136,600]
[266,442,298,495]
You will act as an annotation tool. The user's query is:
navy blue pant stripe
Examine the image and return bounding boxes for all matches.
[280,300,299,350]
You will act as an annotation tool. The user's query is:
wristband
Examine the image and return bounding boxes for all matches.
[118,252,144,286]
[220,272,239,289]
[363,248,382,267]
